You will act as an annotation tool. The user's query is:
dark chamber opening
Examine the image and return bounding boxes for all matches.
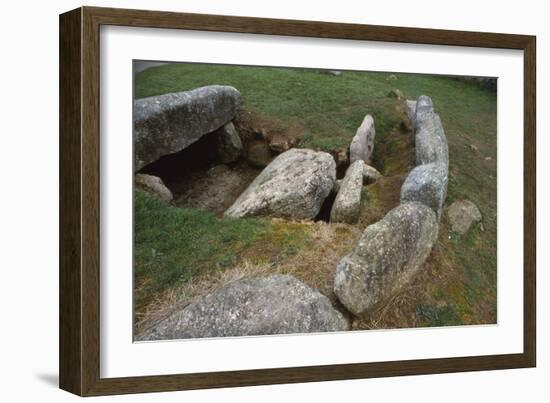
[315,190,337,223]
[138,131,220,187]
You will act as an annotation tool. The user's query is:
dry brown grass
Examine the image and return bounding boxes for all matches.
[134,220,363,337]
[351,239,454,330]
[275,221,362,300]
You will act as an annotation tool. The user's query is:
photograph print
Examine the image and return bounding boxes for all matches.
[132,61,497,341]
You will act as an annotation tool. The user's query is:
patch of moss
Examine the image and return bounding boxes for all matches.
[416,303,463,327]
[268,221,312,258]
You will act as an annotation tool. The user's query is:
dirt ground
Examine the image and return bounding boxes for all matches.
[171,162,261,215]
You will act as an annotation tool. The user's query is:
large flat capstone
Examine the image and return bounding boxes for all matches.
[225,148,336,220]
[134,85,241,171]
[333,202,438,316]
[141,274,349,340]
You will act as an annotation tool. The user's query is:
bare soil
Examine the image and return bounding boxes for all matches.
[172,162,260,215]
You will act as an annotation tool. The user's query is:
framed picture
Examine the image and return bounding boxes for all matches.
[59,6,536,396]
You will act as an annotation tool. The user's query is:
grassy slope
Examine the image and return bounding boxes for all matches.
[136,64,404,151]
[134,190,312,311]
[134,64,497,329]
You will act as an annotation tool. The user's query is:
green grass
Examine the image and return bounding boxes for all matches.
[135,64,497,327]
[134,190,311,309]
[135,64,495,158]
[136,65,405,151]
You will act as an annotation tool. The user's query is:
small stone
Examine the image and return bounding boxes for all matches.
[387,74,398,80]
[363,164,382,185]
[318,70,343,76]
[388,89,405,100]
[447,200,482,235]
[246,142,273,167]
[135,174,173,203]
[268,135,290,153]
[215,122,243,163]
[415,95,434,124]
[335,149,349,167]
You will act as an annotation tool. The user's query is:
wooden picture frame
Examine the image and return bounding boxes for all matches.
[59,6,536,396]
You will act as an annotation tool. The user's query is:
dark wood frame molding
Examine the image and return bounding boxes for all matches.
[59,6,536,396]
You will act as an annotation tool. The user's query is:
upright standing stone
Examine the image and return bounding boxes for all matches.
[400,162,448,220]
[414,95,434,127]
[415,114,449,168]
[349,114,376,164]
[330,160,364,224]
[215,122,243,163]
[414,96,447,166]
[334,202,438,316]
